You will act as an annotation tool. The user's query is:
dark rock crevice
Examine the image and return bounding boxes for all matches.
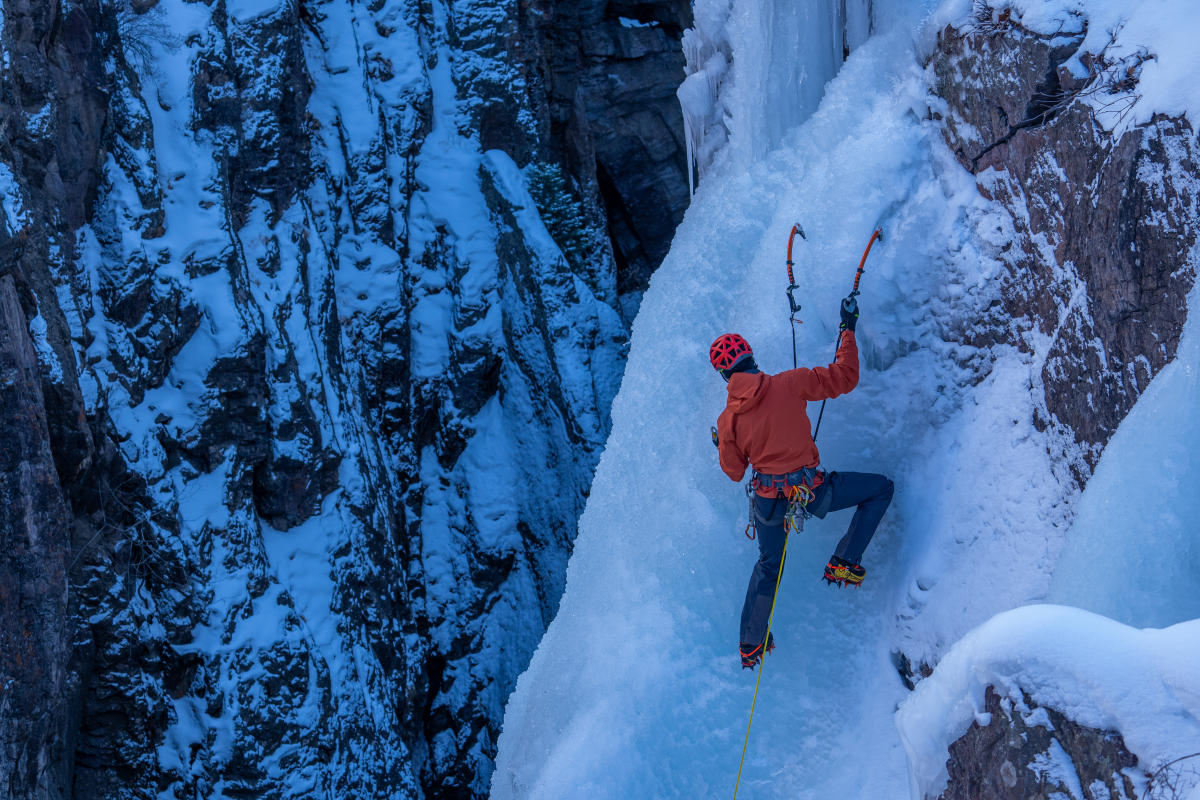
[516,0,692,308]
[961,31,1085,171]
[0,1,117,796]
[0,274,75,800]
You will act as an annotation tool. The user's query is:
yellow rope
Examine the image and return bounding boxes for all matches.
[732,516,795,800]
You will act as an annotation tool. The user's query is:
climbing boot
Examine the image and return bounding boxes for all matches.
[823,556,866,588]
[739,634,776,669]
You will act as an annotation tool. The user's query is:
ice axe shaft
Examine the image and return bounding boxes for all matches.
[851,228,882,296]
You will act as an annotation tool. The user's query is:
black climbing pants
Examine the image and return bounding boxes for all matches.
[739,471,895,646]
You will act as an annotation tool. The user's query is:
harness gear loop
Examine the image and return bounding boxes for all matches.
[787,482,814,505]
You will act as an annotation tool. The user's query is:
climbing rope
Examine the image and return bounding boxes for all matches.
[731,531,786,800]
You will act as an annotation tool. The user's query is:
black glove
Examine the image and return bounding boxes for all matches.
[839,295,859,332]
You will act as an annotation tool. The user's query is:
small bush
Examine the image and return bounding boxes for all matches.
[1145,752,1200,800]
[526,160,598,273]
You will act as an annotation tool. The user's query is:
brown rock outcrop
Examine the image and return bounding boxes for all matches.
[942,687,1138,800]
[930,12,1199,479]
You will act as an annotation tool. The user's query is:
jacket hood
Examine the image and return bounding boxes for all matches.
[726,371,768,413]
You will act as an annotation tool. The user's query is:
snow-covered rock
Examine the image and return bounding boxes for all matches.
[0,0,689,797]
[492,1,1200,798]
[928,4,1199,478]
[897,606,1200,800]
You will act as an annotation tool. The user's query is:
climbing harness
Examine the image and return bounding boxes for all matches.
[744,467,823,539]
[751,466,823,496]
[731,224,885,800]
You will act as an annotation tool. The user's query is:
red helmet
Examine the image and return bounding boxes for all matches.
[709,333,753,372]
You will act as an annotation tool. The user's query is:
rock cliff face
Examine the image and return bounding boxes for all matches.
[0,274,74,800]
[522,0,693,304]
[929,7,1199,482]
[0,2,107,796]
[0,1,689,798]
[909,5,1199,794]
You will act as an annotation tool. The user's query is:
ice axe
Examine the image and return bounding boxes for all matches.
[784,222,806,318]
[784,222,807,369]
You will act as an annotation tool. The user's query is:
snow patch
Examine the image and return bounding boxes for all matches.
[27,311,63,383]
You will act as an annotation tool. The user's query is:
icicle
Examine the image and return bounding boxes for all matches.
[683,113,695,197]
[676,0,733,188]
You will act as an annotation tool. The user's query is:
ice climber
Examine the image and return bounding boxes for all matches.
[710,296,894,669]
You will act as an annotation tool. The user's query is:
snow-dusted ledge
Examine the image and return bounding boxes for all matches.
[896,605,1200,799]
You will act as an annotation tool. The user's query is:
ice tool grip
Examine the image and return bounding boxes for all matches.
[786,284,802,315]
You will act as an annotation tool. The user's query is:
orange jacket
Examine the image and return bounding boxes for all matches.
[717,332,859,486]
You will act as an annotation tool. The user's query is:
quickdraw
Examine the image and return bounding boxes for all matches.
[743,482,756,540]
[784,483,814,535]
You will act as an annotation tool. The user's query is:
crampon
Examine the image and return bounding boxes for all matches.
[823,556,865,588]
[739,634,776,669]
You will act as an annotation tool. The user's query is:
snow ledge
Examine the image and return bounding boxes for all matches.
[895,604,1200,799]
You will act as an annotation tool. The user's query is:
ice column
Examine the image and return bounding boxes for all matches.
[678,0,878,184]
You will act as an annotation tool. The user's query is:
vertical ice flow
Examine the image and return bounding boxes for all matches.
[679,0,883,184]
